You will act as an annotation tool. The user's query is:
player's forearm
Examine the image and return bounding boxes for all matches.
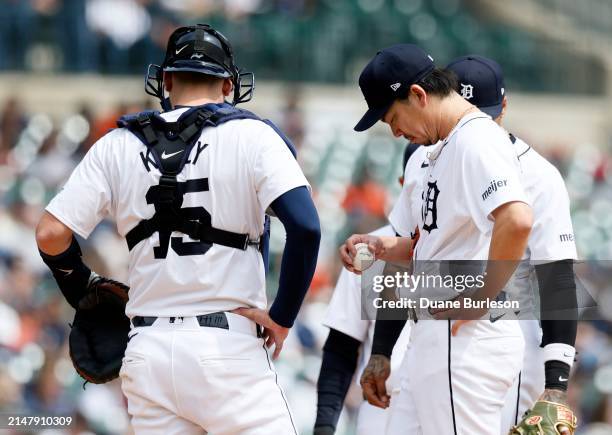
[536,261,578,345]
[376,236,413,265]
[536,261,577,393]
[481,202,532,299]
[315,329,360,432]
[371,318,407,358]
[268,186,321,327]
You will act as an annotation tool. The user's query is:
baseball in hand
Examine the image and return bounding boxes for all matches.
[353,243,375,272]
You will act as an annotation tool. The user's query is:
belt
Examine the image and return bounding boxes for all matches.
[131,312,262,337]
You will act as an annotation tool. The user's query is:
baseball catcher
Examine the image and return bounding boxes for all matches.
[36,22,319,434]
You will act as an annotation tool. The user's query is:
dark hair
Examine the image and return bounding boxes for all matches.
[399,68,458,100]
[171,71,224,86]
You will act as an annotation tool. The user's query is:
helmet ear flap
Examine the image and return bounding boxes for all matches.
[145,64,172,111]
[233,71,255,105]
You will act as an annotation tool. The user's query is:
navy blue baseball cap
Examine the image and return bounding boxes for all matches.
[445,55,505,119]
[354,44,435,132]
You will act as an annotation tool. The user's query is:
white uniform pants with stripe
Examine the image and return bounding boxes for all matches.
[501,320,544,433]
[119,314,298,435]
[385,319,524,435]
[356,399,392,435]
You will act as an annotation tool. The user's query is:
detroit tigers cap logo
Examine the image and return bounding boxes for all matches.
[460,83,474,100]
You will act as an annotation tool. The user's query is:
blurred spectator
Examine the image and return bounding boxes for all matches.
[0,0,34,70]
[85,0,152,73]
[0,97,28,164]
[279,88,306,151]
[342,165,387,220]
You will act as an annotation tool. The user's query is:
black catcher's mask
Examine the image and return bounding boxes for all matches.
[145,24,255,111]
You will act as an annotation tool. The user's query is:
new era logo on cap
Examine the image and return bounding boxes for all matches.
[390,82,401,91]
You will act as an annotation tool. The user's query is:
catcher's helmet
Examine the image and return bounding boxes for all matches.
[145,24,255,110]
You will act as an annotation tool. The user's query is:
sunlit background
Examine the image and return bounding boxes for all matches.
[1,1,611,434]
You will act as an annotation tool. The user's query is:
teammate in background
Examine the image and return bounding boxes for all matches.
[35,24,320,434]
[312,144,420,435]
[446,55,578,434]
[360,55,578,435]
[341,44,533,434]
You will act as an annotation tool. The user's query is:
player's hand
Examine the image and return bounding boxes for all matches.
[450,319,472,335]
[360,354,391,409]
[231,307,289,360]
[339,234,385,275]
[509,389,576,435]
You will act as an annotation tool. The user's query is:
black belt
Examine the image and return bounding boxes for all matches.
[132,312,262,337]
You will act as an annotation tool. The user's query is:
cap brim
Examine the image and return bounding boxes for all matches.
[354,101,394,132]
[164,60,232,78]
[479,102,503,120]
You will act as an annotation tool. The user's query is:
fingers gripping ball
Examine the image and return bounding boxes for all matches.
[509,401,577,435]
[353,243,375,272]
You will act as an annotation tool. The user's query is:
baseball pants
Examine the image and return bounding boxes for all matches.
[501,320,545,433]
[385,319,524,435]
[120,313,298,435]
[356,399,393,435]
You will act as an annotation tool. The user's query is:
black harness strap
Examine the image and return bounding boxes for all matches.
[122,107,256,254]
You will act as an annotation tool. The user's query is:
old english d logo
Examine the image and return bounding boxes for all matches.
[422,181,439,233]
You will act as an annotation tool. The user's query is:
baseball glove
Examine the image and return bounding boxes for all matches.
[68,273,130,384]
[509,400,577,435]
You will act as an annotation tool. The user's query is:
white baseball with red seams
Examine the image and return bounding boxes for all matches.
[353,242,375,272]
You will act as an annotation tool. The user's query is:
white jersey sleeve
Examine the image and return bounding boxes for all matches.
[516,142,577,261]
[252,125,309,211]
[46,133,116,238]
[459,133,529,234]
[389,145,430,237]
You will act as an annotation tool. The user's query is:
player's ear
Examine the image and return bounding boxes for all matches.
[164,71,173,93]
[222,78,233,97]
[410,84,427,107]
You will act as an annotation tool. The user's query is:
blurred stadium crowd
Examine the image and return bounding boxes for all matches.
[1,92,611,434]
[1,1,612,435]
[0,0,606,91]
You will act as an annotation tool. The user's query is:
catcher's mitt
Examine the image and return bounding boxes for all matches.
[509,400,577,435]
[68,273,130,384]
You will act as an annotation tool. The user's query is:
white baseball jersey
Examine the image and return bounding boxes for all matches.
[505,135,578,317]
[501,135,578,432]
[388,144,436,238]
[46,107,309,318]
[324,225,411,394]
[394,113,529,262]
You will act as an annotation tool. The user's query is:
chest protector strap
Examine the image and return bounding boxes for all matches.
[118,105,263,253]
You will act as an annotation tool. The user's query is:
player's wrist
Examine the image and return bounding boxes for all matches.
[268,306,293,329]
[39,236,92,309]
[539,388,569,405]
[544,360,571,392]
